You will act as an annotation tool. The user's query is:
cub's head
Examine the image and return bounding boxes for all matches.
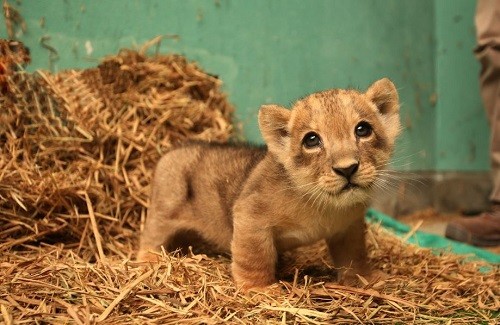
[258,78,400,208]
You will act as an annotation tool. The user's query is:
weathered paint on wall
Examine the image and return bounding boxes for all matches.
[0,0,488,172]
[435,0,489,171]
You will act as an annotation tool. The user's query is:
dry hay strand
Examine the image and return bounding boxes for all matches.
[0,47,234,260]
[1,224,498,324]
[2,0,27,39]
[0,39,31,94]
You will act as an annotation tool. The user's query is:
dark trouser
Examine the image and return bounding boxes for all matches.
[475,0,500,203]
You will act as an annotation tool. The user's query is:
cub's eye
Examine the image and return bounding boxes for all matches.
[302,132,321,148]
[355,121,372,138]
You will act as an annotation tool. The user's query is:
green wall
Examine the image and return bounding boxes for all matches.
[0,0,488,172]
[435,1,489,171]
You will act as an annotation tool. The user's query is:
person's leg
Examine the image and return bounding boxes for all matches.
[478,45,500,203]
[445,0,500,247]
[476,0,500,201]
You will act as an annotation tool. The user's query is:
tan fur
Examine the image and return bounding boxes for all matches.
[138,78,401,290]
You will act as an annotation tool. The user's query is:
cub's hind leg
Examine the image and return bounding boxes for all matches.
[137,206,194,262]
[137,150,198,262]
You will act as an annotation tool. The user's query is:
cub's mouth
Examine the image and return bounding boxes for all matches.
[322,182,363,197]
[341,182,359,192]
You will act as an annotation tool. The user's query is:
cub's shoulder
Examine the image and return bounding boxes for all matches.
[168,140,267,155]
[158,141,268,170]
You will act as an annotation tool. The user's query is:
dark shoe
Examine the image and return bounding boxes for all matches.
[445,212,500,247]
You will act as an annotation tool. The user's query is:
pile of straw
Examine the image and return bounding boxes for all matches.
[0,44,498,323]
[0,47,233,260]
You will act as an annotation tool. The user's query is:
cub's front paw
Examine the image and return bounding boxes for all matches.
[245,283,286,298]
[364,269,389,282]
[339,268,388,286]
[232,263,276,292]
[136,249,161,263]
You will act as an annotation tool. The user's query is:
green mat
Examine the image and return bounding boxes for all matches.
[366,209,500,264]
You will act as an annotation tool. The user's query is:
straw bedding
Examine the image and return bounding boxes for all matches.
[0,45,233,260]
[0,43,498,324]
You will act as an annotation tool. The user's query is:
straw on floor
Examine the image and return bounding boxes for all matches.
[1,225,498,324]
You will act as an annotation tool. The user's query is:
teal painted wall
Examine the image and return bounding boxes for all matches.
[0,0,488,172]
[435,0,489,171]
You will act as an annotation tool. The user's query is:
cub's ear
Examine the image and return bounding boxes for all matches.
[365,78,399,116]
[258,104,291,153]
[365,78,401,139]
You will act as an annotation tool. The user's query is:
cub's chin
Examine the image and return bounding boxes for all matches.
[323,185,372,208]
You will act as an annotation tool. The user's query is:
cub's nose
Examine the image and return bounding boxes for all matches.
[333,163,359,179]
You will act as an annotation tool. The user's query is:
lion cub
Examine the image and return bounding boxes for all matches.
[138,78,400,289]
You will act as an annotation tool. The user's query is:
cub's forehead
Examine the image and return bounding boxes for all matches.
[296,89,367,112]
[291,89,376,131]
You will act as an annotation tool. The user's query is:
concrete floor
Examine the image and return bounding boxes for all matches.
[398,209,500,254]
[370,171,500,254]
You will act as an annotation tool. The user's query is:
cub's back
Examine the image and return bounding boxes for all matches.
[153,142,267,219]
